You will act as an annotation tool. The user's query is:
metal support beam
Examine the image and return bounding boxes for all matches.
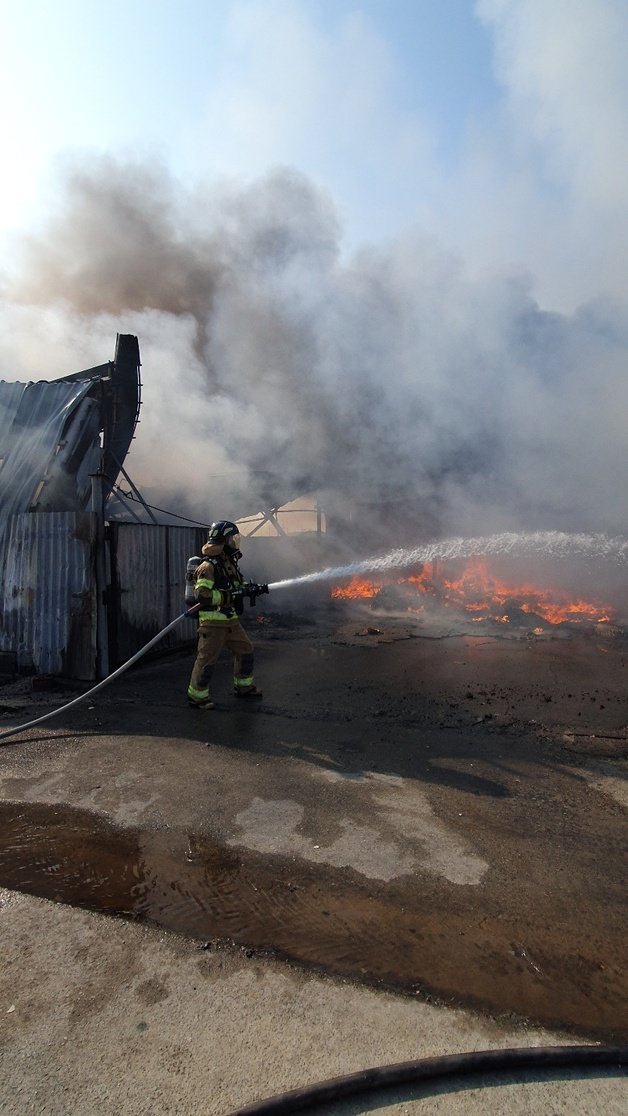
[90,470,110,680]
[109,453,159,524]
[245,508,287,537]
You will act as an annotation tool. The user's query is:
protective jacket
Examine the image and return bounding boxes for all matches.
[194,542,249,623]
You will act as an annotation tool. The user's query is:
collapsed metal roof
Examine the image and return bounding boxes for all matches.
[0,334,141,516]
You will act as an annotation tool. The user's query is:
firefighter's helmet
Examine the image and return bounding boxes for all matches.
[207,520,240,547]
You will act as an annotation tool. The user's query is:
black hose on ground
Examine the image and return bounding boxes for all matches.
[225,1045,628,1115]
[0,604,201,744]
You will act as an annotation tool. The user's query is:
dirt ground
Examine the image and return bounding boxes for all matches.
[0,601,627,1113]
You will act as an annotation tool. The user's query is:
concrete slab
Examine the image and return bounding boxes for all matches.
[1,888,626,1116]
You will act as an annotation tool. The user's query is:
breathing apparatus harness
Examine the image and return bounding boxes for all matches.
[185,550,269,614]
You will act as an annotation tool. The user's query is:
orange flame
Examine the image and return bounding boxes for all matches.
[331,557,613,625]
[331,578,383,599]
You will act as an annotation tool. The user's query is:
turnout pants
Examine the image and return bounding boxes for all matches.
[187,620,255,702]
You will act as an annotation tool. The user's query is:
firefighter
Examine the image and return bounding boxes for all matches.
[187,520,263,709]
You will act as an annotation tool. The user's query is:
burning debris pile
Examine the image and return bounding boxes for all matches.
[331,557,619,637]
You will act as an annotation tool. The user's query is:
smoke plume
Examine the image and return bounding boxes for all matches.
[1,152,627,543]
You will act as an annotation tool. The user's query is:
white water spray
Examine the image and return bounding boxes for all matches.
[267,531,628,591]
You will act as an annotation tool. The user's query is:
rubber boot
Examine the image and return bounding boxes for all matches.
[234,685,263,700]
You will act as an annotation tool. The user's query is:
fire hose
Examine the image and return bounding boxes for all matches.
[0,603,203,744]
[225,1045,628,1115]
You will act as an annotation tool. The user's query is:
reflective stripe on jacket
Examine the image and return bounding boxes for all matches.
[195,558,248,622]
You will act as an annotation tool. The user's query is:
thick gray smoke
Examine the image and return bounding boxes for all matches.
[1,155,627,543]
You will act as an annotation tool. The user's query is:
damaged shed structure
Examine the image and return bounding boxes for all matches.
[0,335,202,681]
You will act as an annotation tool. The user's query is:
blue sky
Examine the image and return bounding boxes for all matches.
[0,1,495,241]
[1,1,627,310]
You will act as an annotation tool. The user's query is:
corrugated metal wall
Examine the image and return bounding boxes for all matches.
[109,523,205,667]
[0,518,312,680]
[0,512,97,678]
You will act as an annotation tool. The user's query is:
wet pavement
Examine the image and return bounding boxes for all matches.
[0,607,627,1045]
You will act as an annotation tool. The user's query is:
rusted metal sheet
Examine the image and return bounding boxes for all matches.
[0,517,212,680]
[0,379,99,520]
[0,335,141,527]
[0,512,97,679]
[111,523,204,666]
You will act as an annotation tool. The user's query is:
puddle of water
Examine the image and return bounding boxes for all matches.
[0,802,143,914]
[0,800,625,1044]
